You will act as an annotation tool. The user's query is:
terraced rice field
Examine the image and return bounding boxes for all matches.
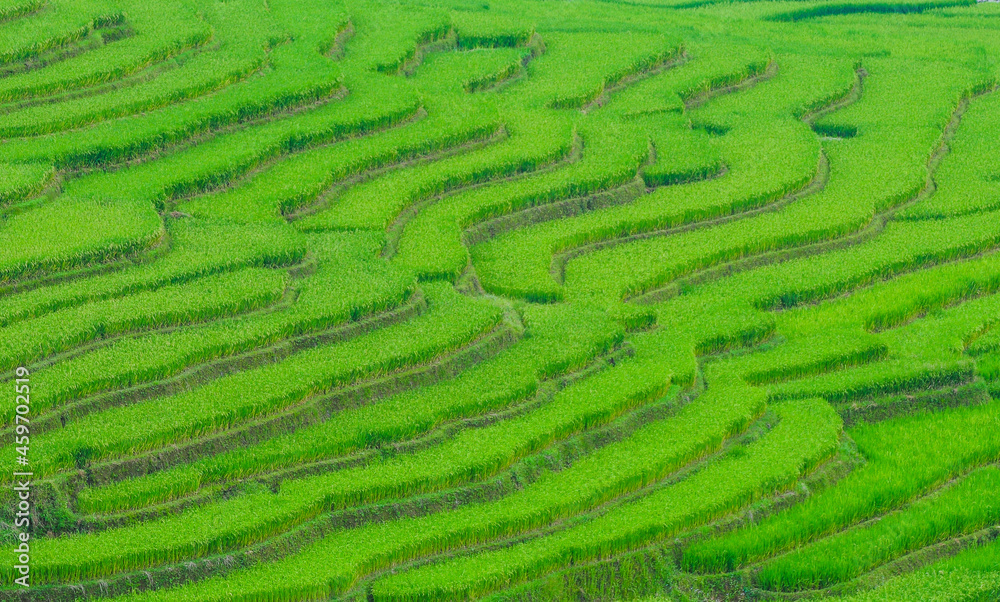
[2,0,1000,599]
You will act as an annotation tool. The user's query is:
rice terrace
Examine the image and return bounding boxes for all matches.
[4,0,1000,599]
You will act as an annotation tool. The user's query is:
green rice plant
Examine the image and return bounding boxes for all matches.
[648,211,1000,380]
[472,51,855,302]
[974,349,1000,385]
[0,27,359,169]
[602,40,770,121]
[682,401,1000,573]
[450,10,534,50]
[777,252,1000,334]
[177,44,529,222]
[556,57,983,302]
[835,532,1000,600]
[293,24,680,236]
[60,75,418,211]
[105,372,760,602]
[80,328,657,516]
[73,301,623,512]
[0,0,505,172]
[0,266,288,374]
[394,114,651,282]
[869,282,1000,352]
[342,1,450,74]
[721,333,888,387]
[768,358,974,402]
[8,45,264,133]
[0,0,302,137]
[472,117,817,301]
[756,466,1000,591]
[766,0,974,22]
[935,536,1000,574]
[0,0,41,24]
[688,51,852,127]
[0,0,210,103]
[22,327,677,583]
[7,232,410,422]
[184,112,499,222]
[651,225,1000,414]
[898,84,1000,220]
[969,325,1000,356]
[671,209,1000,326]
[765,275,1000,402]
[3,3,1000,599]
[0,0,110,64]
[370,397,841,601]
[837,568,1000,602]
[11,281,501,480]
[0,218,306,326]
[0,196,164,284]
[294,108,575,232]
[642,125,722,188]
[425,45,531,95]
[509,31,681,110]
[0,161,53,205]
[391,38,768,285]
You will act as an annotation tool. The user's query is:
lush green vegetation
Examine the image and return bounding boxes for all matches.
[2,0,999,600]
